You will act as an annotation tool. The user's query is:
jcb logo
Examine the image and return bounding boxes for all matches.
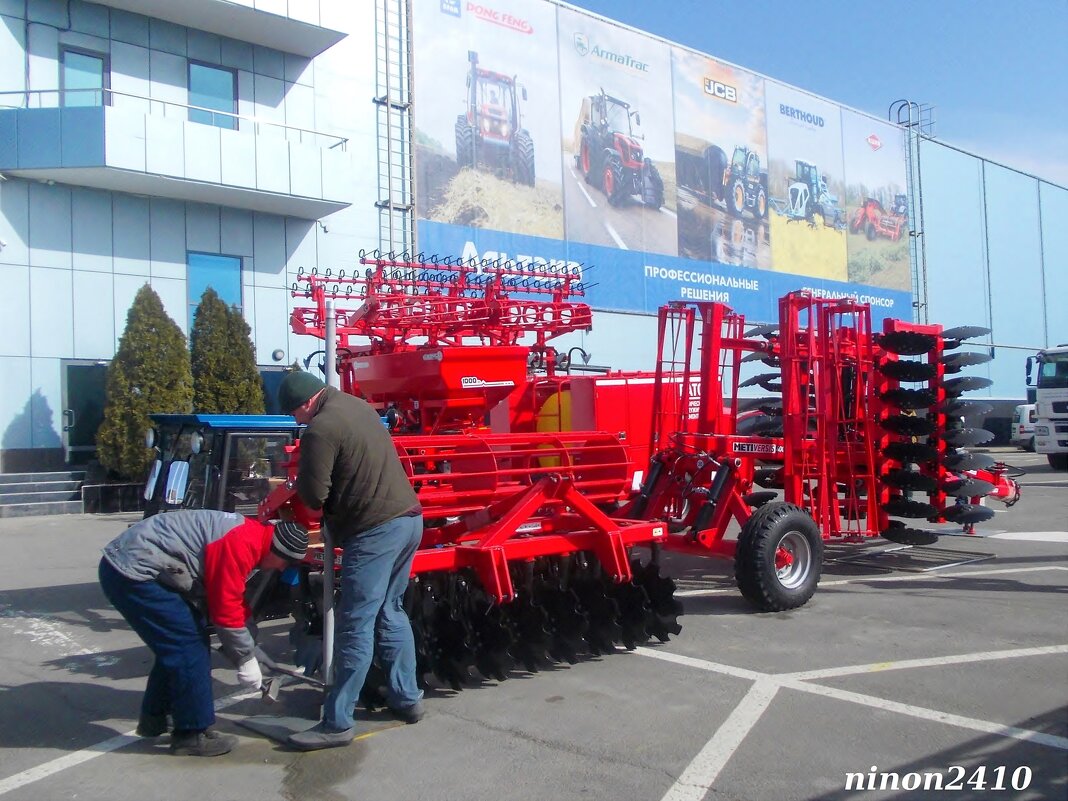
[703,78,737,103]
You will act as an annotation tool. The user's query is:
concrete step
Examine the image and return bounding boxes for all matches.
[0,480,83,495]
[0,500,84,518]
[0,490,83,505]
[0,471,86,485]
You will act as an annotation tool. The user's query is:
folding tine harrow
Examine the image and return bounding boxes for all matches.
[159,252,1019,695]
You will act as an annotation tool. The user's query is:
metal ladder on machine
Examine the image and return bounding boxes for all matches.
[374,0,416,258]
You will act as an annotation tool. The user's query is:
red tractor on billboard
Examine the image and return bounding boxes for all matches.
[699,144,769,220]
[576,89,664,209]
[454,50,535,186]
[849,195,907,241]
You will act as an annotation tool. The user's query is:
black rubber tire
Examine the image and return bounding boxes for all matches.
[580,137,596,185]
[643,159,664,209]
[878,359,937,382]
[1048,454,1068,471]
[730,177,747,216]
[757,185,768,219]
[513,130,536,186]
[734,502,823,612]
[704,145,728,202]
[865,222,877,241]
[603,154,626,206]
[455,116,475,168]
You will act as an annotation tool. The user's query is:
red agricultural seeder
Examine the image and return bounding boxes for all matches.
[255,253,1019,690]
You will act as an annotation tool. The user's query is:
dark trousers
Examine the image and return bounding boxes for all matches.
[98,557,215,732]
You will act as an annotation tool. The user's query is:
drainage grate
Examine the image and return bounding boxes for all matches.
[829,545,994,573]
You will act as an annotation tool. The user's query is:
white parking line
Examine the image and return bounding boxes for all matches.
[986,531,1068,542]
[0,688,262,797]
[660,207,677,219]
[661,680,779,801]
[784,680,1068,751]
[603,221,628,249]
[782,643,1068,681]
[568,165,597,208]
[632,647,764,682]
[675,565,1068,598]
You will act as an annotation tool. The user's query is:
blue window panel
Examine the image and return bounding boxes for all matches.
[188,62,236,130]
[187,252,242,321]
[1040,183,1068,347]
[61,50,107,107]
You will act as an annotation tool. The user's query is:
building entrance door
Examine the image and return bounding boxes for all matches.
[62,361,107,465]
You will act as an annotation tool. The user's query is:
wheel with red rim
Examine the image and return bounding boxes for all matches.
[735,502,822,611]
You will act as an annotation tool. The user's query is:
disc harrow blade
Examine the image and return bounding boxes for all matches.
[881,523,940,546]
[739,372,780,389]
[881,469,938,492]
[880,414,935,436]
[943,450,997,471]
[878,331,938,356]
[631,559,683,642]
[745,323,779,338]
[940,399,993,417]
[941,325,990,340]
[943,375,993,396]
[944,427,995,447]
[943,477,996,498]
[606,577,655,650]
[538,586,588,665]
[942,351,993,371]
[744,490,778,508]
[754,467,784,488]
[939,504,995,525]
[503,599,552,674]
[741,351,778,365]
[878,359,938,382]
[882,441,938,463]
[879,387,937,410]
[572,573,622,656]
[467,593,515,682]
[882,498,939,518]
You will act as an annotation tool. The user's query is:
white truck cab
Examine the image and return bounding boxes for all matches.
[1027,346,1068,470]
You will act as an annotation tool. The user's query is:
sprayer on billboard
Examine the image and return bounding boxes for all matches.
[412,0,913,322]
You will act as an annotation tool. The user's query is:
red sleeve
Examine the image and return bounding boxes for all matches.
[202,519,268,629]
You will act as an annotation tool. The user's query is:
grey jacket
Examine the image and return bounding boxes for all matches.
[102,510,269,664]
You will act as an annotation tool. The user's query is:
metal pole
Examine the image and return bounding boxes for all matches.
[321,301,338,692]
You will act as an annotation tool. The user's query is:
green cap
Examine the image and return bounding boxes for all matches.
[277,370,326,413]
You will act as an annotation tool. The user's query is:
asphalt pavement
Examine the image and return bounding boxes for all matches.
[0,447,1064,801]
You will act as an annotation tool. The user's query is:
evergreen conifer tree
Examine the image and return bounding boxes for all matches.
[97,284,193,479]
[190,287,265,414]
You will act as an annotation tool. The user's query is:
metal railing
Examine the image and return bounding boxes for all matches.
[0,88,348,151]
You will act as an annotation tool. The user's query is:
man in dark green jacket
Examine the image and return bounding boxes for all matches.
[277,370,424,751]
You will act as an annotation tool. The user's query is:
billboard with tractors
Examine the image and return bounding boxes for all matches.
[412,0,912,322]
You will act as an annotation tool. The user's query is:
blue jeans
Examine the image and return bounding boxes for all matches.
[98,557,215,732]
[323,514,423,730]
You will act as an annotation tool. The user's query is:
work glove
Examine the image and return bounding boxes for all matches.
[237,657,263,690]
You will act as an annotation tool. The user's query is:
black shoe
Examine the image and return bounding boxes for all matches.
[389,701,424,724]
[136,713,169,738]
[170,728,236,757]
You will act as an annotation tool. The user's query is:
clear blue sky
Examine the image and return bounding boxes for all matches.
[566,0,1068,187]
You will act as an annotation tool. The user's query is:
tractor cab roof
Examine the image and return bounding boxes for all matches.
[149,414,302,431]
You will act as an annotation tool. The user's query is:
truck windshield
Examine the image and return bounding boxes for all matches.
[1037,353,1068,389]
